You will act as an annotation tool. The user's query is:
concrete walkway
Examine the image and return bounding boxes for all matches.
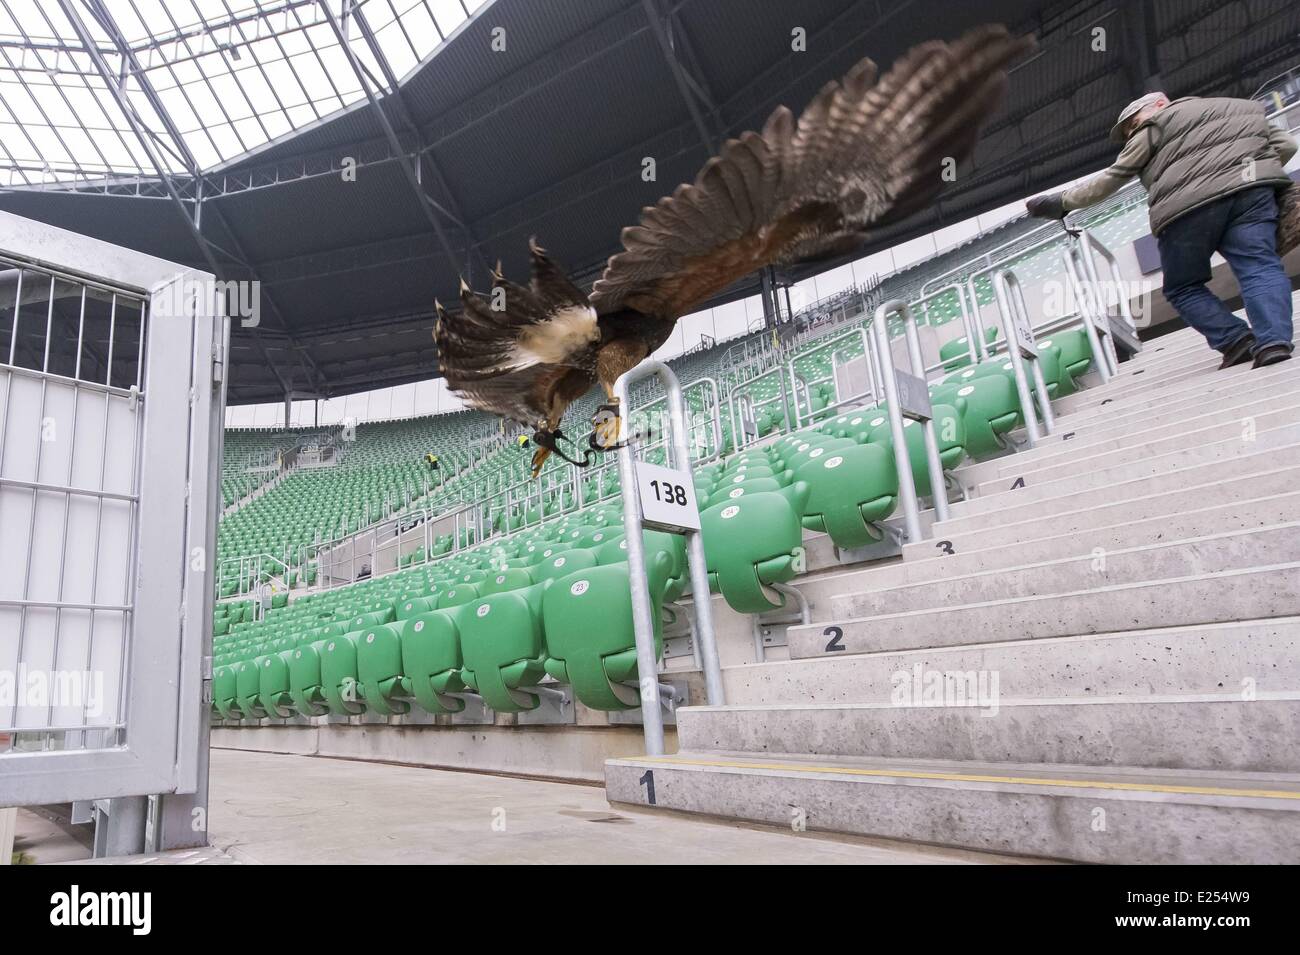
[209,749,1041,864]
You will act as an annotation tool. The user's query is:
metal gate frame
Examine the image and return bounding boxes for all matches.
[0,211,224,815]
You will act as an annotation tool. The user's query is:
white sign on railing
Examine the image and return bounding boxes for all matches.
[634,461,701,534]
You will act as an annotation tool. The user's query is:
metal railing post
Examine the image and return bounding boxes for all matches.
[615,360,723,757]
[992,270,1041,445]
[897,302,951,523]
[965,274,990,361]
[1062,239,1114,384]
[1080,229,1129,372]
[869,305,923,543]
[993,270,1055,444]
[955,283,980,366]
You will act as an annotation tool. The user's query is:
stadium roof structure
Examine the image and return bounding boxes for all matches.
[2,0,1299,403]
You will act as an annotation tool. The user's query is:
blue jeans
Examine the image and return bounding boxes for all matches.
[1157,185,1294,354]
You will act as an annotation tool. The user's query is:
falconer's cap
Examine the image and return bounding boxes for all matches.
[1109,92,1166,143]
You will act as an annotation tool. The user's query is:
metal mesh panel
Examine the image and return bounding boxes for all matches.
[0,252,148,754]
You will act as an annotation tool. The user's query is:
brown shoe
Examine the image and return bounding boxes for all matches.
[1218,335,1255,369]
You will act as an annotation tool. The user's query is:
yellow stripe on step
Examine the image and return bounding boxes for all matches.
[635,756,1300,801]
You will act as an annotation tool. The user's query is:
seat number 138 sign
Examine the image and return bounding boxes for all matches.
[635,460,702,533]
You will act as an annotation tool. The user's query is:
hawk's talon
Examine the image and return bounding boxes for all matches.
[531,428,593,475]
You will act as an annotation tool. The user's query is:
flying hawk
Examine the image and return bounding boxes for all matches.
[434,25,1036,476]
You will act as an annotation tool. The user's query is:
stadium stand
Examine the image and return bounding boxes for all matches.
[10,0,1300,876]
[211,169,1300,859]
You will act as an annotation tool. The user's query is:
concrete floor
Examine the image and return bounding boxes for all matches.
[11,805,93,864]
[208,749,1041,864]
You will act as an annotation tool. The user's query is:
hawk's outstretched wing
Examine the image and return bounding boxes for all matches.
[434,241,598,430]
[589,24,1036,320]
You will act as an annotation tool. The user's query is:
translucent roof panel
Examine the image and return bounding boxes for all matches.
[0,0,493,188]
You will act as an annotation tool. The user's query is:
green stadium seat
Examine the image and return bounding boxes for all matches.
[213,665,243,720]
[256,652,296,718]
[354,622,412,715]
[319,633,366,715]
[480,568,535,594]
[399,610,468,714]
[794,442,898,548]
[701,483,810,613]
[532,548,598,583]
[458,584,549,712]
[233,659,268,720]
[436,583,480,608]
[543,552,673,710]
[286,642,331,717]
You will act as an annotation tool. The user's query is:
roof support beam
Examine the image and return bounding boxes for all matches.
[640,0,718,154]
[55,3,226,274]
[1122,0,1164,94]
[26,2,659,204]
[202,200,328,396]
[80,0,325,396]
[345,1,491,278]
[59,0,295,395]
[318,0,474,284]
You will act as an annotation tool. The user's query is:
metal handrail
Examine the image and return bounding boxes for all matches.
[912,283,983,368]
[727,364,792,450]
[991,269,1055,446]
[895,302,952,524]
[786,324,878,428]
[614,360,722,757]
[1061,237,1118,383]
[869,301,923,543]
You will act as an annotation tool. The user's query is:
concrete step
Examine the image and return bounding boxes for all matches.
[1039,367,1300,445]
[605,751,1300,863]
[1054,349,1297,418]
[971,362,1300,474]
[724,618,1300,704]
[1060,358,1230,411]
[787,562,1300,657]
[886,485,1300,575]
[924,460,1300,546]
[845,523,1300,618]
[1117,334,1218,369]
[946,426,1300,522]
[1068,344,1247,394]
[955,382,1300,485]
[973,406,1300,495]
[669,695,1300,773]
[1057,340,1297,408]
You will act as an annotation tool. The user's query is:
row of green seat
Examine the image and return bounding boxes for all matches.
[214,512,683,717]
